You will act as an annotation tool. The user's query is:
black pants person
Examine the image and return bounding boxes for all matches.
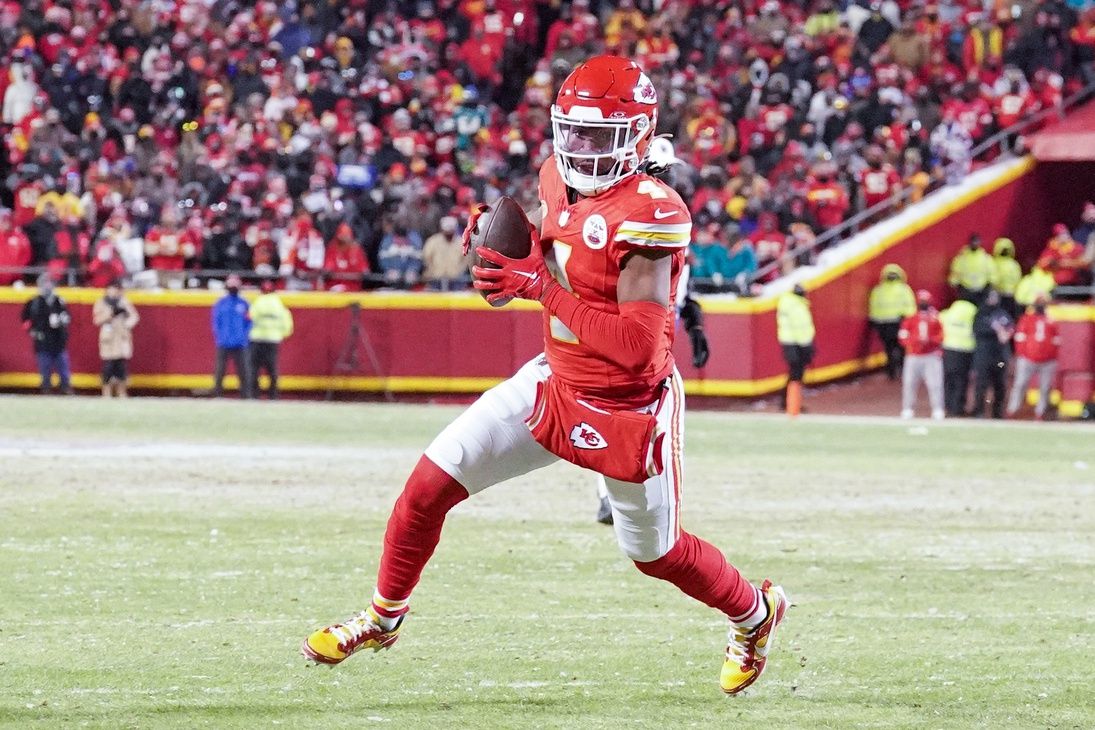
[780,344,814,407]
[943,349,973,416]
[213,345,252,398]
[972,355,1008,419]
[873,321,903,380]
[251,341,281,399]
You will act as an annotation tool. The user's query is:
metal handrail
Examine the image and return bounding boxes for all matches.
[720,81,1095,290]
[969,82,1095,159]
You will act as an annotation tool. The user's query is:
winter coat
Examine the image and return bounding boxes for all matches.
[972,303,1014,368]
[211,293,251,349]
[21,294,70,355]
[92,296,139,360]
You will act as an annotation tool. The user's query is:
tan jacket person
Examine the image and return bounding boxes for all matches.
[92,281,139,397]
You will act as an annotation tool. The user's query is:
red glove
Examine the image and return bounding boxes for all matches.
[472,232,552,304]
[461,204,490,256]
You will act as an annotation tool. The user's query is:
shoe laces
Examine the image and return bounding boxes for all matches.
[329,611,382,650]
[726,624,759,668]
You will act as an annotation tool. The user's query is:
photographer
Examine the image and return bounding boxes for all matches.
[20,274,73,395]
[92,280,140,398]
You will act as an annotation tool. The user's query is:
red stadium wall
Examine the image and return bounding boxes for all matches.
[0,287,766,394]
[1,157,1093,408]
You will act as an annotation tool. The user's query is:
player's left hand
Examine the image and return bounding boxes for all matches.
[472,232,551,304]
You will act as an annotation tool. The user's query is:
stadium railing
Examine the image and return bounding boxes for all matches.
[0,266,470,291]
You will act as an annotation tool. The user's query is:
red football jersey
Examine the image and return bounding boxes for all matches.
[1013,313,1060,363]
[538,156,689,408]
[859,165,901,209]
[898,311,944,355]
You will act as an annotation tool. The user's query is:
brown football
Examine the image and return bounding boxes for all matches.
[469,196,533,306]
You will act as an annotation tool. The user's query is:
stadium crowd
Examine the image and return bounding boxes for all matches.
[0,0,1093,293]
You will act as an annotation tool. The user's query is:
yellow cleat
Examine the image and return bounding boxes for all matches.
[721,580,789,694]
[301,610,404,665]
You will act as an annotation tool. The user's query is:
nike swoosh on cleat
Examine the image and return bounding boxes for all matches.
[653,208,679,220]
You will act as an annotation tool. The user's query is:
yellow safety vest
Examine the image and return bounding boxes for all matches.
[948,248,994,291]
[991,256,1022,296]
[1014,267,1055,307]
[868,281,916,323]
[777,292,815,346]
[249,293,294,343]
[940,300,977,352]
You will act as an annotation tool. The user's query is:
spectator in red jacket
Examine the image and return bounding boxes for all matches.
[459,25,503,90]
[806,162,850,230]
[280,210,326,290]
[47,212,90,284]
[897,290,945,420]
[749,213,787,280]
[859,145,902,215]
[1039,223,1091,289]
[12,178,42,228]
[324,223,369,292]
[144,208,188,286]
[1006,295,1061,419]
[0,208,31,285]
[86,241,127,289]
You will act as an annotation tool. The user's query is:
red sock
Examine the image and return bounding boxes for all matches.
[375,456,468,602]
[633,531,759,621]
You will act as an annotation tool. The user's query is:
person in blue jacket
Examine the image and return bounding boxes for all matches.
[211,274,253,398]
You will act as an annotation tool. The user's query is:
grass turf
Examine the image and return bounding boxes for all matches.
[0,396,1092,729]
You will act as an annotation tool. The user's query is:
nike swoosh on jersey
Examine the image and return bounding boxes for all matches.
[652,208,679,220]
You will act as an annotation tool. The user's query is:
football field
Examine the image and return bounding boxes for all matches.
[1,396,1092,729]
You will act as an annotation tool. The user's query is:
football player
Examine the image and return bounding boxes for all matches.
[302,57,788,695]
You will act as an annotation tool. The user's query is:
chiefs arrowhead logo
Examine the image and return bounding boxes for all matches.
[633,73,657,105]
[570,422,608,450]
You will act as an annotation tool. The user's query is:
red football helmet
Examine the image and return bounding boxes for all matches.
[551,56,658,196]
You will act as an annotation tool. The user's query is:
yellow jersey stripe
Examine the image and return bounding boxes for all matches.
[615,230,690,243]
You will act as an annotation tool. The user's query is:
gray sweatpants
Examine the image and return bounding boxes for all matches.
[1007,357,1057,417]
[902,353,944,415]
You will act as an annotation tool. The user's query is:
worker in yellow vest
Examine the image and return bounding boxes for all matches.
[249,280,295,399]
[1014,262,1056,309]
[868,263,916,380]
[777,283,815,416]
[990,237,1022,319]
[939,298,977,416]
[947,233,994,303]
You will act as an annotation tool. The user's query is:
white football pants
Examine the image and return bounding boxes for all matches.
[425,354,684,562]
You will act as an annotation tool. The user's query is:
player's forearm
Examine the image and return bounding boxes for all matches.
[540,281,666,370]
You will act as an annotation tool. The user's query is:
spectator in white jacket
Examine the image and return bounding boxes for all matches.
[2,58,38,125]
